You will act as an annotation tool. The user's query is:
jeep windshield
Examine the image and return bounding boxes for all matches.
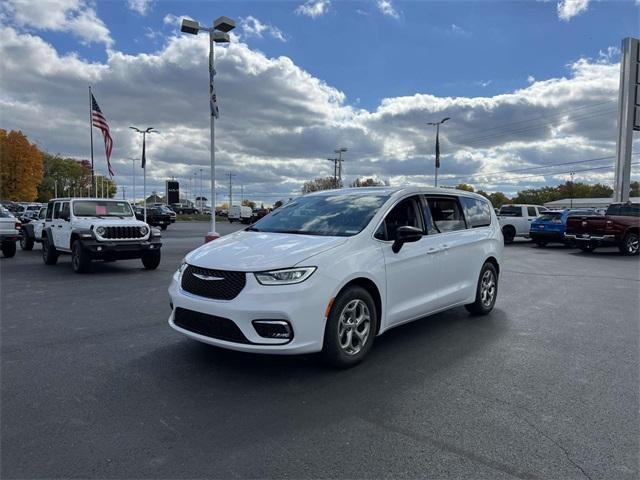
[248,194,389,237]
[73,201,134,217]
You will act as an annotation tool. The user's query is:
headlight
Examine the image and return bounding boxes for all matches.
[139,226,149,235]
[254,267,316,285]
[96,226,105,235]
[178,258,188,274]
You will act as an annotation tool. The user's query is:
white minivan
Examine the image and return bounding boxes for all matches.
[169,187,503,367]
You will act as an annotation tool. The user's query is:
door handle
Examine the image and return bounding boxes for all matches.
[57,225,62,228]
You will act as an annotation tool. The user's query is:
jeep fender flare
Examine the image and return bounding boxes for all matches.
[70,228,95,245]
[42,226,54,241]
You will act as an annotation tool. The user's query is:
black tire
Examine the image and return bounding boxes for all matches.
[160,224,168,230]
[42,236,59,265]
[535,241,547,247]
[619,232,639,256]
[141,250,161,270]
[579,243,596,253]
[20,235,34,251]
[71,241,92,273]
[502,227,515,245]
[465,262,498,316]
[228,218,233,223]
[1,241,17,258]
[321,286,378,368]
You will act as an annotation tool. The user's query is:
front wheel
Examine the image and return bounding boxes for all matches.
[20,235,34,251]
[42,237,59,265]
[502,227,515,245]
[141,250,161,270]
[1,241,17,258]
[619,232,639,256]
[72,241,92,273]
[322,286,378,368]
[465,262,498,316]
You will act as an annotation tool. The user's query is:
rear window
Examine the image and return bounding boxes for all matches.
[538,213,562,222]
[499,205,522,217]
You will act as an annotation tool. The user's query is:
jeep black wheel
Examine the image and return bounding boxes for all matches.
[42,237,59,265]
[20,235,34,251]
[72,241,92,273]
[1,241,17,258]
[465,262,498,316]
[141,250,161,269]
[160,224,167,230]
[619,232,639,256]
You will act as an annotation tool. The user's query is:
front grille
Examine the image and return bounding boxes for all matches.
[173,307,249,343]
[101,226,145,239]
[181,265,246,300]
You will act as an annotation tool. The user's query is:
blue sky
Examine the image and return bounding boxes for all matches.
[37,0,639,109]
[1,0,638,203]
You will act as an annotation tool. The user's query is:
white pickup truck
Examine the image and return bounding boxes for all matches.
[497,204,548,244]
[0,206,20,257]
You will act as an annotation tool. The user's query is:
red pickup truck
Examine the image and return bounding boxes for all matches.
[565,202,639,255]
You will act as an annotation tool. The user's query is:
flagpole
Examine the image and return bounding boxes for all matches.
[89,86,95,197]
[435,123,439,188]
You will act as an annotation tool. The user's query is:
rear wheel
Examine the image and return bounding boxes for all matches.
[141,250,161,269]
[1,241,16,258]
[619,232,639,256]
[71,241,92,273]
[502,226,515,245]
[322,286,378,368]
[20,235,34,251]
[42,237,59,265]
[465,262,498,316]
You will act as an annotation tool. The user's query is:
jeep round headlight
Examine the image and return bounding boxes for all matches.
[139,226,149,235]
[96,226,105,235]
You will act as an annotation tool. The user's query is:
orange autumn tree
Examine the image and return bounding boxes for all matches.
[0,129,44,201]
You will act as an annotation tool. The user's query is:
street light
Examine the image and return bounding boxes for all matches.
[334,147,347,187]
[129,126,156,223]
[180,15,235,242]
[427,117,450,187]
[569,171,575,209]
[128,157,138,206]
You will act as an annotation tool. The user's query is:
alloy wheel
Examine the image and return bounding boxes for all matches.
[338,299,371,355]
[480,269,496,308]
[627,235,639,255]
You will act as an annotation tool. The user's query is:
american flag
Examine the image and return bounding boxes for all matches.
[91,93,114,177]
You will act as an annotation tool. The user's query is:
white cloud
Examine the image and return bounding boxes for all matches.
[240,16,287,42]
[295,0,331,18]
[527,75,536,84]
[0,25,634,203]
[557,0,590,21]
[127,0,153,16]
[1,0,113,47]
[377,0,401,19]
[450,24,470,36]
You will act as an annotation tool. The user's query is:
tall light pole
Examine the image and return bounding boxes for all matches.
[569,171,575,209]
[181,16,235,242]
[226,172,236,207]
[335,147,347,187]
[129,126,156,223]
[326,157,338,187]
[199,168,204,211]
[129,157,137,205]
[427,117,450,187]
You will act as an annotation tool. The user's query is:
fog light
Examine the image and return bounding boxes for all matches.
[252,320,292,339]
[97,246,103,251]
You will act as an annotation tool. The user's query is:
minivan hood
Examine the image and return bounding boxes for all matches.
[186,231,348,271]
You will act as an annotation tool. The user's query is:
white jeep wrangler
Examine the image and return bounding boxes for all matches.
[41,198,162,273]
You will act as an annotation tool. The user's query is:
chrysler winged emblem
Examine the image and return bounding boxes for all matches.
[193,273,225,281]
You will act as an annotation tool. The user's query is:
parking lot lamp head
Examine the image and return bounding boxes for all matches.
[180,19,200,35]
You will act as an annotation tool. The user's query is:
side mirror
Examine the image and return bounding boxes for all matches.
[392,225,423,253]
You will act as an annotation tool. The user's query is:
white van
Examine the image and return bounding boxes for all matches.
[169,187,504,367]
[228,205,252,224]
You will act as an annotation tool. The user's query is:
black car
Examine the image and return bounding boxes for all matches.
[134,206,173,230]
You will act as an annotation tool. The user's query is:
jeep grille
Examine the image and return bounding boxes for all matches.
[101,226,145,240]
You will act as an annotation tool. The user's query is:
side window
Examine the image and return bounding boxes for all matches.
[39,208,46,220]
[527,207,537,217]
[620,203,640,217]
[538,207,548,213]
[46,202,54,221]
[60,202,70,221]
[53,202,61,219]
[427,197,466,233]
[460,197,492,228]
[374,196,423,241]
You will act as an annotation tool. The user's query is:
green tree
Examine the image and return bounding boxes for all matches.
[455,183,475,192]
[350,177,384,187]
[37,154,93,200]
[477,190,511,208]
[630,181,640,197]
[273,200,283,209]
[302,176,340,194]
[242,199,256,209]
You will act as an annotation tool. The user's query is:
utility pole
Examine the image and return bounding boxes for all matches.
[200,168,204,210]
[226,172,236,206]
[121,185,126,200]
[427,117,451,187]
[326,157,338,187]
[241,184,244,205]
[334,148,347,187]
[569,172,575,209]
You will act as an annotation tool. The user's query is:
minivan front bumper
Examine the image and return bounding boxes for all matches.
[168,267,330,354]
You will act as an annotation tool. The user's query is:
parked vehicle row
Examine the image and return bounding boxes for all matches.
[497,204,549,244]
[0,206,20,258]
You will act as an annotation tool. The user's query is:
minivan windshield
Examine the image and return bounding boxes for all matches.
[73,200,134,217]
[250,194,389,237]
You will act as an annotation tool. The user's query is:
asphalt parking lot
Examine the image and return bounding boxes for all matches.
[1,222,638,480]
